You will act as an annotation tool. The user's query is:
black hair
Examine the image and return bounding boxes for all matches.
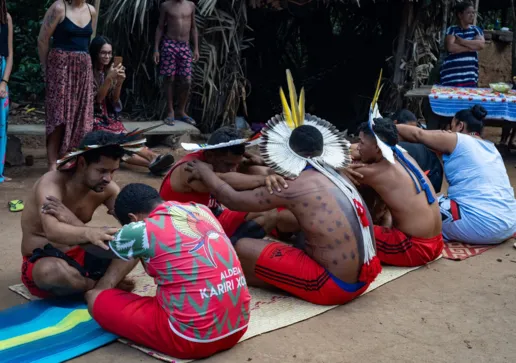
[454,105,487,134]
[0,0,7,25]
[455,2,474,18]
[114,183,163,225]
[358,118,398,147]
[207,126,245,155]
[90,36,114,72]
[79,131,127,165]
[288,125,324,157]
[393,109,417,125]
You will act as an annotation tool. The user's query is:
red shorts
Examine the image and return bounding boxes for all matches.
[21,247,86,299]
[217,208,248,237]
[93,289,245,359]
[255,242,370,306]
[374,225,443,267]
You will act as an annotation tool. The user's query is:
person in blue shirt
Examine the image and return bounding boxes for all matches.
[397,105,516,245]
[440,2,485,87]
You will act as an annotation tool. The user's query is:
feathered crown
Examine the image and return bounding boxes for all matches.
[260,70,351,178]
[368,69,395,164]
[56,125,160,170]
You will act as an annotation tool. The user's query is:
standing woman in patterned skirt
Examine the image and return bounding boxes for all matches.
[0,0,13,183]
[38,0,97,171]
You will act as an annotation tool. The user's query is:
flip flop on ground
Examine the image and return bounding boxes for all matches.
[149,153,175,176]
[8,200,24,212]
[175,115,196,126]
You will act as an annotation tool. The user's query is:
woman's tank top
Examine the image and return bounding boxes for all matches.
[443,133,516,229]
[52,1,93,52]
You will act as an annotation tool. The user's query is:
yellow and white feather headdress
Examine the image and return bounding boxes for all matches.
[260,70,352,179]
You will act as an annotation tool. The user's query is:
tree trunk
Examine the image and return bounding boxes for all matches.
[393,2,413,86]
[473,0,480,26]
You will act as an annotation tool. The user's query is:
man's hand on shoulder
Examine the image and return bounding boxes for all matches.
[340,164,368,186]
[41,196,83,226]
[184,159,213,183]
[85,227,119,251]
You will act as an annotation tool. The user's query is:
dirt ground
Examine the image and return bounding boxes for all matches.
[1,139,516,363]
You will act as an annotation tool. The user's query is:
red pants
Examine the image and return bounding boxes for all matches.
[21,246,86,299]
[374,225,443,267]
[93,289,245,359]
[218,209,248,237]
[255,242,370,306]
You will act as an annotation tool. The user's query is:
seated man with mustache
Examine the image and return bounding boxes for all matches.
[20,131,138,298]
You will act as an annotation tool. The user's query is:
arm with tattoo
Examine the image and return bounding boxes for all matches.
[38,3,64,77]
[185,160,288,212]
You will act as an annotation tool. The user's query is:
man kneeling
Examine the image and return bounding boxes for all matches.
[85,183,251,359]
[351,118,443,267]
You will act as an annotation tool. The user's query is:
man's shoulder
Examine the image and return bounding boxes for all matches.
[36,171,66,190]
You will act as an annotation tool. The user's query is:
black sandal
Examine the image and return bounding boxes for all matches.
[149,153,175,176]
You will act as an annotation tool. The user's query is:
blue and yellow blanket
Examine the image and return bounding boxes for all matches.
[0,299,117,363]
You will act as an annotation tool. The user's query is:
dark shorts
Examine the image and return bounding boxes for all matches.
[21,244,111,298]
[159,38,192,79]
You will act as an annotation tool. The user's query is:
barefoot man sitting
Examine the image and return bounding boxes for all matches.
[85,183,251,359]
[20,131,146,298]
[350,116,443,267]
[154,0,199,125]
[184,71,381,305]
[160,126,295,243]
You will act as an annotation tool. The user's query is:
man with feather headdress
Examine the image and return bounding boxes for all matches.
[20,130,146,299]
[185,70,381,306]
[346,72,443,268]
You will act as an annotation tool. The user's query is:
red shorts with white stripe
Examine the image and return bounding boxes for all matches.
[374,225,443,267]
[255,242,370,306]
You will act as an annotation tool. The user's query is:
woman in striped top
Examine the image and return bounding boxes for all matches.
[440,2,485,87]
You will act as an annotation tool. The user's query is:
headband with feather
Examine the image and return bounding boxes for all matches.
[368,70,435,204]
[260,70,381,282]
[56,125,160,170]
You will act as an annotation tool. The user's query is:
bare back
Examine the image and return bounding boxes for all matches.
[21,171,115,256]
[360,155,441,238]
[162,0,195,42]
[273,170,373,283]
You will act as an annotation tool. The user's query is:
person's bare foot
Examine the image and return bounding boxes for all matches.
[1,176,11,182]
[48,163,57,172]
[164,112,175,126]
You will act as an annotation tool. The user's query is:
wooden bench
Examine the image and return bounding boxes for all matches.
[7,121,200,136]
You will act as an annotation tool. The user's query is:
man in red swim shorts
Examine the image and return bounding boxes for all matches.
[346,117,443,267]
[160,126,297,244]
[184,71,382,305]
[20,131,143,298]
[154,0,199,125]
[85,183,251,359]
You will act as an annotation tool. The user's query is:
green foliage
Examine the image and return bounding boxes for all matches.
[7,0,53,102]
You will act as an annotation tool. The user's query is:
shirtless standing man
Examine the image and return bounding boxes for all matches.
[154,0,199,125]
[160,126,296,243]
[185,71,381,305]
[349,118,443,267]
[21,131,138,298]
